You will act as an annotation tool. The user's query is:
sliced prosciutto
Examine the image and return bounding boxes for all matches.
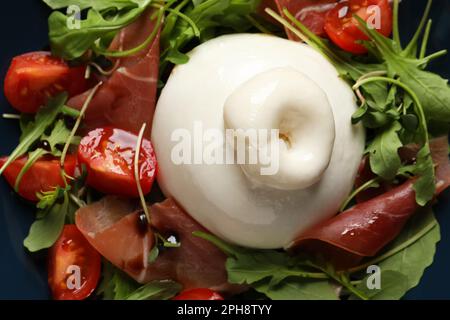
[274,0,338,39]
[68,9,160,137]
[75,197,240,293]
[355,137,450,202]
[290,136,450,266]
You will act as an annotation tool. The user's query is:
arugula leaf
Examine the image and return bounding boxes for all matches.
[411,146,435,206]
[195,206,439,301]
[377,208,440,292]
[350,270,409,300]
[345,207,440,299]
[160,0,267,76]
[194,231,358,300]
[43,0,144,10]
[225,250,322,287]
[125,280,182,300]
[254,278,338,300]
[366,121,403,180]
[37,186,66,210]
[96,261,117,299]
[354,4,450,123]
[14,119,75,191]
[43,119,76,156]
[46,0,152,59]
[23,192,69,252]
[98,262,181,300]
[0,93,67,176]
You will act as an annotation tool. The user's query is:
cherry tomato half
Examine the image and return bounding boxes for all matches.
[77,127,157,197]
[3,52,89,113]
[173,288,224,300]
[48,225,101,300]
[0,155,76,202]
[324,0,392,54]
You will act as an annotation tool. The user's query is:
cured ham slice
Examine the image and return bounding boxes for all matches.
[274,0,338,39]
[355,137,450,202]
[146,199,241,293]
[75,196,154,282]
[75,197,240,293]
[290,136,450,265]
[68,9,160,137]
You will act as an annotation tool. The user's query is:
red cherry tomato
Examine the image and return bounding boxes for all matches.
[48,225,101,300]
[3,52,89,113]
[173,288,224,300]
[324,0,392,54]
[0,155,77,202]
[77,127,157,197]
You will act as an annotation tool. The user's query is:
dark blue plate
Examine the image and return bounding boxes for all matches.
[0,0,449,299]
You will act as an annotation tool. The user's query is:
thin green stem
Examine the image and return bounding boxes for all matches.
[2,113,21,120]
[348,219,438,273]
[94,9,164,58]
[84,64,91,79]
[421,49,447,64]
[280,8,342,63]
[283,269,329,280]
[160,0,191,44]
[419,20,433,59]
[404,0,433,57]
[246,14,272,34]
[14,149,46,192]
[265,8,309,42]
[60,82,102,169]
[353,77,429,143]
[61,105,81,118]
[392,0,401,48]
[308,262,368,300]
[69,192,86,208]
[339,177,380,212]
[134,123,151,224]
[154,5,200,37]
[89,58,120,76]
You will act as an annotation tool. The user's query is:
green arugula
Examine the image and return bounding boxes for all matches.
[24,191,70,252]
[193,231,364,300]
[44,0,153,60]
[350,270,409,300]
[0,90,85,254]
[0,93,69,176]
[148,233,181,264]
[98,262,181,300]
[377,208,440,293]
[271,0,448,206]
[348,208,440,299]
[14,119,77,191]
[159,0,269,76]
[254,278,338,300]
[43,0,146,10]
[194,207,440,300]
[366,121,403,180]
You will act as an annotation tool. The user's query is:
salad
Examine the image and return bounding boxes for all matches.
[0,0,449,300]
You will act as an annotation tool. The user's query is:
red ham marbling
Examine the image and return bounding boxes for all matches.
[274,0,338,39]
[75,197,240,293]
[290,136,450,265]
[68,9,160,137]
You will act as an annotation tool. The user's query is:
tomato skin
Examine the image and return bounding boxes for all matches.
[3,52,88,113]
[324,0,392,54]
[0,155,76,202]
[173,288,224,300]
[77,127,157,197]
[48,225,101,300]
